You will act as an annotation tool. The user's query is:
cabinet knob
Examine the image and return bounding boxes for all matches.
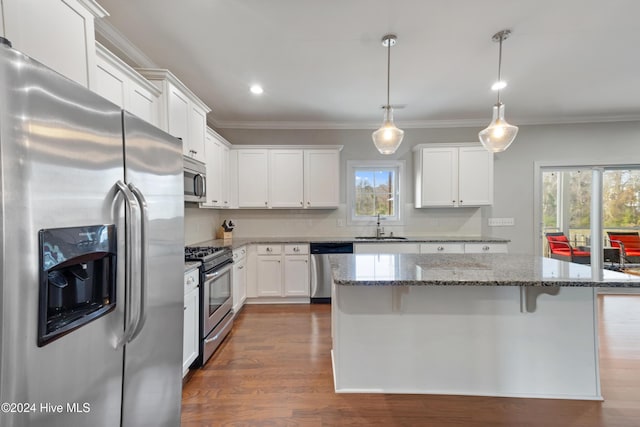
[238,265,244,270]
[300,201,303,206]
[187,276,194,284]
[483,246,490,251]
[460,200,463,203]
[265,201,268,206]
[294,247,299,252]
[266,247,272,252]
[307,201,311,205]
[184,306,187,311]
[437,246,444,251]
[452,200,456,203]
[212,200,218,203]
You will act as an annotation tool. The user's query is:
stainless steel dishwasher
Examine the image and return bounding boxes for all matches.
[310,242,353,303]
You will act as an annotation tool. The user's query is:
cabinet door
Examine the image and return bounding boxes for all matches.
[95,55,126,107]
[220,145,230,207]
[182,287,199,375]
[167,84,190,156]
[419,243,465,254]
[203,132,222,207]
[304,150,340,208]
[418,147,458,207]
[270,150,304,208]
[256,257,282,297]
[458,147,493,206]
[233,259,247,313]
[128,84,158,127]
[189,105,207,163]
[3,0,100,88]
[237,149,269,208]
[284,255,310,297]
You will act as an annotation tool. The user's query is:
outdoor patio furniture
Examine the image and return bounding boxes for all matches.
[607,231,640,264]
[545,232,591,264]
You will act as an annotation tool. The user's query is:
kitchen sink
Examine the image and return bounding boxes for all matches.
[354,236,408,240]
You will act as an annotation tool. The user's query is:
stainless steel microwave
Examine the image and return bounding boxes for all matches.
[184,156,206,203]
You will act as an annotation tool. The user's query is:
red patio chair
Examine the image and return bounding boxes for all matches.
[545,232,591,264]
[607,232,640,264]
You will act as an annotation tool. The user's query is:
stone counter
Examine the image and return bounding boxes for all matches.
[190,235,510,250]
[328,253,640,288]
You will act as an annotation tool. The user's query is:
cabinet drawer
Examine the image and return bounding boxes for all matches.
[464,243,508,254]
[184,268,199,294]
[420,243,465,254]
[257,244,282,255]
[233,245,247,261]
[284,244,309,255]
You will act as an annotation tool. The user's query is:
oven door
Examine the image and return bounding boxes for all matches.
[202,262,233,335]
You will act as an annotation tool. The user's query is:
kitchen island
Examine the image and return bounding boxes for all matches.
[329,253,640,400]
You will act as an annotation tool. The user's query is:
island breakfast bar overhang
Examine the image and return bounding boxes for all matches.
[329,253,640,400]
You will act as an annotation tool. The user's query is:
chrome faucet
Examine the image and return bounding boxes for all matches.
[376,213,385,238]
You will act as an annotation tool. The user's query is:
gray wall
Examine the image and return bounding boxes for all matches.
[212,121,640,254]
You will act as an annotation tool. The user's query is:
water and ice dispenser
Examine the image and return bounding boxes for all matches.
[38,225,117,346]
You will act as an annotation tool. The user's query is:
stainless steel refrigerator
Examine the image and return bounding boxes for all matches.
[0,39,184,426]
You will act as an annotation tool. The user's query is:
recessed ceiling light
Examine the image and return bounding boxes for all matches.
[250,84,263,95]
[491,80,507,91]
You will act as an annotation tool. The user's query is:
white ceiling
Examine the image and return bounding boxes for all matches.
[96,0,640,130]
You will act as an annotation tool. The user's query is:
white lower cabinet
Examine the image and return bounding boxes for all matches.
[254,244,310,300]
[182,268,199,376]
[283,255,310,296]
[256,256,282,297]
[232,246,247,313]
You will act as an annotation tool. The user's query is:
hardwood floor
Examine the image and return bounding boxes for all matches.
[182,295,640,426]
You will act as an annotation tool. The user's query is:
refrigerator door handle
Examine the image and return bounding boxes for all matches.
[115,180,140,346]
[128,183,148,342]
[310,254,318,296]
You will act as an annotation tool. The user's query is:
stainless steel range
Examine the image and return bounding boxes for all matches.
[185,246,233,366]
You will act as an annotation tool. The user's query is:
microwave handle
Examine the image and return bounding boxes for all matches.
[194,174,206,197]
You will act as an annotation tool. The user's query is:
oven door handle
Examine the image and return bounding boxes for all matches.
[205,263,232,282]
[127,183,148,343]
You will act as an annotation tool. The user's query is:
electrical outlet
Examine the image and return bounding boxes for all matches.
[488,217,515,227]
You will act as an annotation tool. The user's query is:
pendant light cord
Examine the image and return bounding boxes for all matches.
[386,38,391,109]
[496,32,503,105]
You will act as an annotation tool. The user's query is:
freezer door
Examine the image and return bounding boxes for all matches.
[0,46,125,426]
[121,112,184,427]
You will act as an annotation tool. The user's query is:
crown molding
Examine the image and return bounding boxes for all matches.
[76,0,109,18]
[94,19,157,69]
[95,42,161,97]
[209,114,640,130]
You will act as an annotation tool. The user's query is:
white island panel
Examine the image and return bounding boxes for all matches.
[332,284,600,399]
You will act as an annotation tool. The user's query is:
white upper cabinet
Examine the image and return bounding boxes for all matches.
[304,150,340,208]
[137,69,211,163]
[202,128,231,208]
[237,149,269,208]
[458,146,494,206]
[235,146,342,209]
[94,43,160,127]
[2,0,106,88]
[414,144,493,208]
[269,150,304,208]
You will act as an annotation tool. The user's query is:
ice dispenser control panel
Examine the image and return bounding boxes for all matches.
[38,224,117,347]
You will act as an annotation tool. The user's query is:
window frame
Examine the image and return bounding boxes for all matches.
[346,160,404,225]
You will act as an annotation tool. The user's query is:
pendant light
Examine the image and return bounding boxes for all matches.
[479,29,518,153]
[372,34,404,155]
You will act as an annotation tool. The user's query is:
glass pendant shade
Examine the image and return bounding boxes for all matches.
[478,103,518,153]
[372,107,404,155]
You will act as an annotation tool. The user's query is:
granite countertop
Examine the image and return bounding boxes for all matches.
[190,235,510,250]
[328,253,640,288]
[184,261,200,273]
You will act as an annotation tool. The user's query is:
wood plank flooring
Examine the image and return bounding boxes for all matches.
[182,295,640,426]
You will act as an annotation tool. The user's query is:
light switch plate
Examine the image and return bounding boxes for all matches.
[488,217,515,226]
